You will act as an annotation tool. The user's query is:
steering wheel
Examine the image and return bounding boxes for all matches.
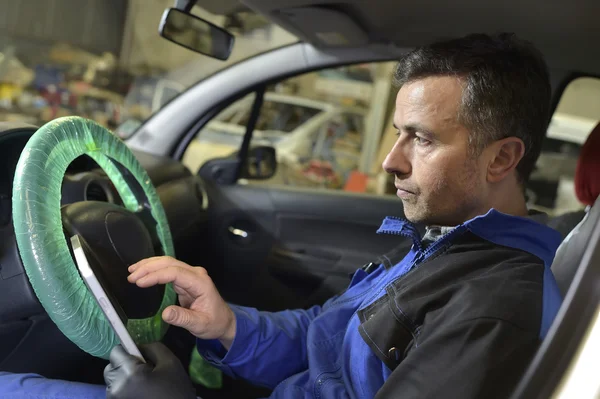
[12,116,176,359]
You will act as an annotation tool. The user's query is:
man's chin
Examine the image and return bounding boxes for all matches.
[402,207,427,225]
[402,204,440,226]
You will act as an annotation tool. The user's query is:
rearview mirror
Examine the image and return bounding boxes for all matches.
[159,8,234,61]
[240,146,277,180]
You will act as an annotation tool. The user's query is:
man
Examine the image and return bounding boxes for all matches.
[0,32,562,399]
[103,32,562,399]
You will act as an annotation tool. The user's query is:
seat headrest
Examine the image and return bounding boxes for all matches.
[551,193,600,296]
[575,122,600,205]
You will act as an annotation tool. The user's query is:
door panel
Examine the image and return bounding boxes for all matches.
[201,181,410,312]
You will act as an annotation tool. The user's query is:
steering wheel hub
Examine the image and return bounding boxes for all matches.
[61,201,165,319]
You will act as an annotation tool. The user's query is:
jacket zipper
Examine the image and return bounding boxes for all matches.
[379,222,468,273]
[409,225,468,269]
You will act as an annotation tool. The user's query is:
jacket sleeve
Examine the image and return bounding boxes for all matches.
[374,317,540,399]
[0,372,107,399]
[195,303,323,389]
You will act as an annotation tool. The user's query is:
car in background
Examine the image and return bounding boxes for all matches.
[183,92,366,187]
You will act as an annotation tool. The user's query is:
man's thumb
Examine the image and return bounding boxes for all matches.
[162,306,201,333]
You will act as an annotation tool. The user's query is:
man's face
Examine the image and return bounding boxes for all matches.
[383,76,489,226]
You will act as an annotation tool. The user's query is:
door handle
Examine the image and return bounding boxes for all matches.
[228,226,249,239]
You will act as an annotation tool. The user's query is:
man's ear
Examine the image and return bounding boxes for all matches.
[486,137,525,183]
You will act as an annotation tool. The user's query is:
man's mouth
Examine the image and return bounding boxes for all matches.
[394,183,415,194]
[394,182,416,199]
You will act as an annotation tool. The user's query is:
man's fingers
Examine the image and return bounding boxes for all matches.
[133,266,206,297]
[162,305,205,336]
[128,256,188,274]
[173,285,194,302]
[128,257,190,283]
[128,256,183,279]
[128,256,166,272]
[173,284,187,296]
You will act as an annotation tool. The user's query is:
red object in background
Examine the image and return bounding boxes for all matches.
[40,87,61,106]
[302,160,339,184]
[575,122,600,206]
[344,171,368,193]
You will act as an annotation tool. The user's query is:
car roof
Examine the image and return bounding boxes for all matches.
[214,0,600,75]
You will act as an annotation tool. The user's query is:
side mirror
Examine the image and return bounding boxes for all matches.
[240,146,277,180]
[159,8,235,61]
[198,146,277,184]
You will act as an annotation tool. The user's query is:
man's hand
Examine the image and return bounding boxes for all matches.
[104,343,196,399]
[128,256,237,348]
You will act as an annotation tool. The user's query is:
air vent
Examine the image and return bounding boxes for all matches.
[85,182,109,202]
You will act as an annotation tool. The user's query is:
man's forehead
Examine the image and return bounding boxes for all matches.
[395,76,463,113]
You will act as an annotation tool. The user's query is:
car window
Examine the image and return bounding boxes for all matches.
[0,3,296,134]
[527,77,600,215]
[182,62,399,194]
[221,99,322,133]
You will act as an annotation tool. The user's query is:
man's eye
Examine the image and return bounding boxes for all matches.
[414,136,431,146]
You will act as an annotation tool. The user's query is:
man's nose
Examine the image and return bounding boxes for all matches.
[382,139,411,176]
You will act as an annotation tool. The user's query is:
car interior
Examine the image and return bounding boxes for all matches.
[1,0,599,398]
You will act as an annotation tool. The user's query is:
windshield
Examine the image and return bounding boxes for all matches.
[0,2,297,137]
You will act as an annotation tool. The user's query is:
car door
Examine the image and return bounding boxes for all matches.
[181,62,409,312]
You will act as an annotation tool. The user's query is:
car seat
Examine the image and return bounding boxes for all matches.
[550,122,600,296]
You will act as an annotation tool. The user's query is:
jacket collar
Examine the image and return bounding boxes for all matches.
[377,209,562,267]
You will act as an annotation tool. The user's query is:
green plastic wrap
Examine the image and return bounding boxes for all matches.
[189,347,223,389]
[12,116,176,359]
